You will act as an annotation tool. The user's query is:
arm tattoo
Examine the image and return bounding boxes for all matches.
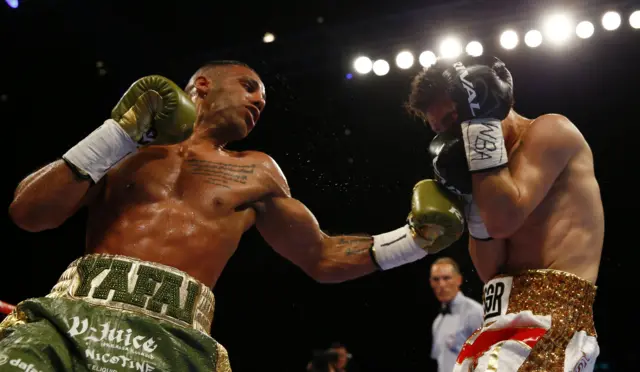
[186,159,255,188]
[336,236,373,256]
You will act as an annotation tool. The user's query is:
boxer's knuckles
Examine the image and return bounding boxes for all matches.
[409,179,464,253]
[111,75,196,146]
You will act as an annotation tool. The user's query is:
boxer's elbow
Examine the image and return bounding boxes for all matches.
[307,272,334,284]
[309,272,347,284]
[305,262,342,284]
[8,200,65,232]
[306,258,372,284]
[305,258,357,284]
[9,210,48,232]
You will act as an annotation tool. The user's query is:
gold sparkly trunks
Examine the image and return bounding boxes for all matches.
[46,253,216,335]
[480,269,597,370]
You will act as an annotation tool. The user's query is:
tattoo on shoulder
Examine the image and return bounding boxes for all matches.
[337,236,373,256]
[186,159,256,188]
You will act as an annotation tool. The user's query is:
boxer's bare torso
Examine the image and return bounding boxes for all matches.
[9,64,382,289]
[85,142,288,287]
[469,113,604,283]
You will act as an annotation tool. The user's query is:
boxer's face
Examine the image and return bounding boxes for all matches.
[193,65,266,140]
[430,263,462,303]
[425,95,458,133]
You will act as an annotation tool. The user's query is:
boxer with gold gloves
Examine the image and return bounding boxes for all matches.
[6,60,463,371]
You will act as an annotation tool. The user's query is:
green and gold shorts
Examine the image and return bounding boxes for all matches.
[0,253,231,372]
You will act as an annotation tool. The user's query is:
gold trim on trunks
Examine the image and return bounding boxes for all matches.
[486,341,503,371]
[215,343,233,372]
[485,269,597,371]
[46,253,215,335]
[0,307,27,341]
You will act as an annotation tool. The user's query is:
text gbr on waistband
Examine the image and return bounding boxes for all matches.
[483,276,513,321]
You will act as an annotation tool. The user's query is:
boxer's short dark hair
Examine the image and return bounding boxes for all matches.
[406,55,514,121]
[184,60,258,95]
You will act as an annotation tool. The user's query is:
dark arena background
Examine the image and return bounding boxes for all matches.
[2,0,638,370]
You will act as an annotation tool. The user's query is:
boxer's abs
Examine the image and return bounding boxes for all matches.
[82,145,271,287]
[85,201,251,287]
[506,148,604,283]
[472,147,604,284]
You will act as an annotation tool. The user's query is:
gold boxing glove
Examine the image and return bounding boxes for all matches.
[62,76,196,183]
[111,75,196,146]
[408,179,465,254]
[370,180,464,271]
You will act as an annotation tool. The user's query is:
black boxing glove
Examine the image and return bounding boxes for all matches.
[445,56,514,173]
[429,134,492,240]
[429,132,471,196]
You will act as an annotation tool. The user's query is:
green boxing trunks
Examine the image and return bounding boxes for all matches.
[0,253,231,372]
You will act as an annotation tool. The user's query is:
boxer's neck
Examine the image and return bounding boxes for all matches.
[188,117,235,149]
[502,110,530,152]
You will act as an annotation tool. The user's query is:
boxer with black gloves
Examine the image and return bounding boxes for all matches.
[407,55,604,371]
[5,61,464,371]
[429,132,491,241]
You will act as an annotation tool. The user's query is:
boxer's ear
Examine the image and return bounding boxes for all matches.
[194,76,211,98]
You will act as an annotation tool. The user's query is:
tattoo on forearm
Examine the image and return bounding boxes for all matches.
[337,236,373,256]
[186,159,255,188]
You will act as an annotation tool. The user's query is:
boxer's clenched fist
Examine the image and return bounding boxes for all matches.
[370,180,464,271]
[111,75,196,146]
[430,132,471,196]
[429,133,493,240]
[62,76,196,182]
[408,179,464,253]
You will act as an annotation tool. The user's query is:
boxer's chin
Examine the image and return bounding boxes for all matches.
[225,116,251,141]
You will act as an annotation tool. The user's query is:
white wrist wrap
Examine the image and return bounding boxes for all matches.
[461,118,508,172]
[464,197,492,240]
[372,225,427,271]
[62,119,137,183]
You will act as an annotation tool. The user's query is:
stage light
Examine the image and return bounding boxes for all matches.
[353,56,373,74]
[263,32,275,43]
[373,60,390,76]
[602,11,621,31]
[419,51,437,67]
[630,11,640,29]
[576,21,595,38]
[440,38,462,59]
[5,0,18,8]
[524,30,543,47]
[395,51,414,69]
[500,30,518,49]
[544,14,573,44]
[465,41,483,56]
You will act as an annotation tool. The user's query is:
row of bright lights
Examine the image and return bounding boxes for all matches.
[353,10,640,76]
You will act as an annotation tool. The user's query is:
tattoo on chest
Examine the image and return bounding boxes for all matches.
[337,236,373,256]
[186,159,256,189]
